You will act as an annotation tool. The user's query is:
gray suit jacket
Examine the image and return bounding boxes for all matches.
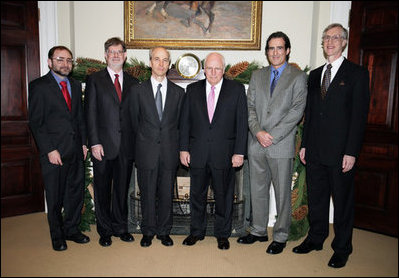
[247,64,307,158]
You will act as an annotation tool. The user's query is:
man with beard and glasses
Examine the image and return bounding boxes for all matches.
[85,37,139,247]
[29,45,89,251]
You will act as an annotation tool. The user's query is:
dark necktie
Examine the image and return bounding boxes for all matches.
[114,74,122,102]
[60,81,71,111]
[270,69,279,97]
[155,83,163,120]
[321,64,332,99]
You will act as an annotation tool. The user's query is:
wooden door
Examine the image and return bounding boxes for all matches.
[1,1,44,217]
[348,1,398,236]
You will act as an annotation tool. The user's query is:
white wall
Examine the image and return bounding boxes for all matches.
[57,1,332,71]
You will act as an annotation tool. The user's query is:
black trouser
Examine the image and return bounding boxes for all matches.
[306,161,355,255]
[137,161,176,236]
[40,153,84,241]
[189,164,235,238]
[92,154,133,237]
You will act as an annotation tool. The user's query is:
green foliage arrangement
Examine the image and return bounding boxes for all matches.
[79,152,96,231]
[288,123,309,241]
[74,57,309,240]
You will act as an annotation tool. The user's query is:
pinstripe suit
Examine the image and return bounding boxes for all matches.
[247,64,307,242]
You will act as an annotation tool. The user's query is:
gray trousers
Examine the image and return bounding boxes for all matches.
[248,153,292,243]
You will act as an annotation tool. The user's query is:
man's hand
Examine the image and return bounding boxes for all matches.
[91,145,104,161]
[299,148,306,165]
[48,150,63,165]
[342,155,356,173]
[256,130,273,148]
[232,154,244,168]
[180,151,190,167]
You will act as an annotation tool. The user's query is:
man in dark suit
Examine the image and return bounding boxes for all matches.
[29,45,89,251]
[129,47,185,247]
[292,23,370,268]
[85,37,139,247]
[180,52,248,250]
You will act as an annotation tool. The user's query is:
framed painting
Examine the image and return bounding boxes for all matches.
[124,1,262,50]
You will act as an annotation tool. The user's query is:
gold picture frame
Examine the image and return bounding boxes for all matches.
[124,1,262,50]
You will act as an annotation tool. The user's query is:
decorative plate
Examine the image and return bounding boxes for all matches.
[175,53,201,79]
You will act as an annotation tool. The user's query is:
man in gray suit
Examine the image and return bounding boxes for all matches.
[237,32,307,254]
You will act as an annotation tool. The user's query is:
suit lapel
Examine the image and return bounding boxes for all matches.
[212,79,228,123]
[325,58,348,100]
[101,69,120,104]
[46,72,71,112]
[162,80,176,122]
[69,78,78,113]
[258,67,271,103]
[121,71,134,102]
[143,80,161,123]
[311,66,323,102]
[197,80,208,122]
[268,65,292,105]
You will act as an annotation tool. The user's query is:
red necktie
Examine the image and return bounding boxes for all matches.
[114,74,122,102]
[60,81,71,111]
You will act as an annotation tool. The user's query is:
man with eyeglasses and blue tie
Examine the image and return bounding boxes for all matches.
[293,23,370,268]
[29,45,89,251]
[237,31,307,255]
[85,37,139,247]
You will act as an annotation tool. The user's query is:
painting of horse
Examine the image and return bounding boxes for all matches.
[124,1,262,50]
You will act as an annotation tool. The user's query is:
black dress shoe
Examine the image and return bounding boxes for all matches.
[156,235,174,246]
[52,239,67,251]
[182,234,205,246]
[99,236,112,247]
[217,237,230,250]
[328,253,349,268]
[66,232,90,244]
[266,241,286,254]
[140,235,154,247]
[115,233,134,242]
[293,239,322,254]
[237,233,268,244]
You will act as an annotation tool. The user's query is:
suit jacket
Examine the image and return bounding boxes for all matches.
[179,78,248,169]
[85,69,139,160]
[129,79,185,170]
[247,64,307,158]
[301,58,370,165]
[29,71,86,160]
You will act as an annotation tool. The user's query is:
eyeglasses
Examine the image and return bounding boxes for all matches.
[322,35,342,42]
[52,57,74,64]
[107,50,125,56]
[205,67,223,72]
